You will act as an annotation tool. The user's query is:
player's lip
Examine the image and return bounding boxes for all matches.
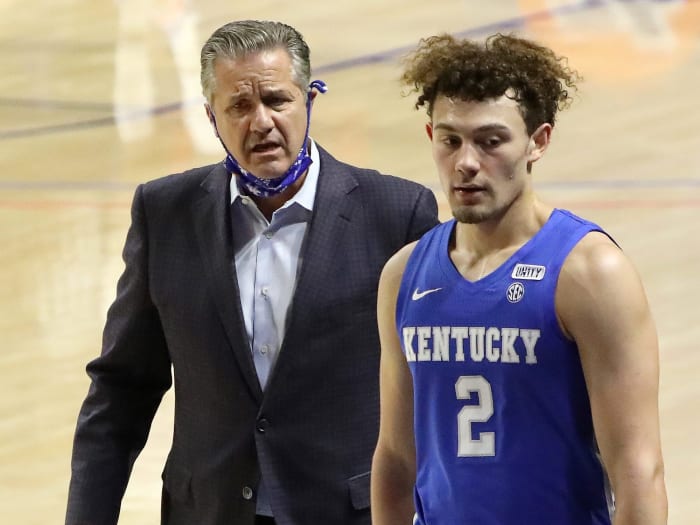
[454,184,486,192]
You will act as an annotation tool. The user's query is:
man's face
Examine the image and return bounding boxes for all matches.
[208,48,309,180]
[428,94,544,224]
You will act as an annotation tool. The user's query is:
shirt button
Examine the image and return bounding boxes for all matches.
[242,486,253,500]
[261,287,269,297]
[264,232,273,239]
[260,345,269,355]
[257,418,269,433]
[241,197,249,206]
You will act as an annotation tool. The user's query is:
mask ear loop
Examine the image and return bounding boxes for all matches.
[309,79,328,94]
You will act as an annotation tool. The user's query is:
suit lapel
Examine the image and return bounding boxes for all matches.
[293,150,358,308]
[266,148,360,387]
[191,166,263,402]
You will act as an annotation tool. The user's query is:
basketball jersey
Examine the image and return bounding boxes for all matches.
[397,209,613,525]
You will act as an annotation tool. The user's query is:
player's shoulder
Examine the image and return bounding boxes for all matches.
[381,240,420,288]
[556,227,651,342]
[563,231,628,280]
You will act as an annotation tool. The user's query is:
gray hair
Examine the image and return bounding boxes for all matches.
[200,20,311,105]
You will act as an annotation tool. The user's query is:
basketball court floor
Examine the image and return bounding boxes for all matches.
[1,0,699,523]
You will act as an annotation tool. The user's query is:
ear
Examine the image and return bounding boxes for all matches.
[205,104,219,138]
[527,123,552,163]
[425,122,433,141]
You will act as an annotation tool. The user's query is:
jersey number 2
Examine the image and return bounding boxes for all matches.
[455,375,495,457]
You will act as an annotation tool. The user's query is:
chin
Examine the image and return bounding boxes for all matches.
[258,159,295,178]
[452,206,492,224]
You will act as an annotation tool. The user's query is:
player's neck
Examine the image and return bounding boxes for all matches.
[456,197,550,253]
[450,198,552,281]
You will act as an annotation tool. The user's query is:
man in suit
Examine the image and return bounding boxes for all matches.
[65,19,438,525]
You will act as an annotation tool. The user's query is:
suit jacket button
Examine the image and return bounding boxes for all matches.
[242,486,254,500]
[257,418,269,433]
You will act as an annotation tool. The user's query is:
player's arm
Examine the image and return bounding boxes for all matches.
[557,232,667,525]
[371,242,418,525]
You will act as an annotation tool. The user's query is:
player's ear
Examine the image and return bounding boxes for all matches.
[527,123,551,163]
[426,122,433,141]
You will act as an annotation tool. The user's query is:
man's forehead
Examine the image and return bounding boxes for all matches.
[215,67,300,100]
[435,93,520,110]
[431,96,525,134]
[433,94,523,126]
[227,82,291,96]
[215,48,293,74]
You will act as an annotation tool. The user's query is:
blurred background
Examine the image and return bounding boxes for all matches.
[1,0,698,523]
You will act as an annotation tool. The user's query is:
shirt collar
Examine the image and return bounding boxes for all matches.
[230,138,320,213]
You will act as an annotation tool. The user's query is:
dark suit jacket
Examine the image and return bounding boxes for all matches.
[66,146,439,525]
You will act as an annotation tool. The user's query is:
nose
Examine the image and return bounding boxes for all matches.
[250,103,274,134]
[455,143,480,176]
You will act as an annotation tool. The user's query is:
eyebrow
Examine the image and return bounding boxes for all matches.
[225,89,251,105]
[260,86,292,96]
[227,86,292,103]
[433,123,511,134]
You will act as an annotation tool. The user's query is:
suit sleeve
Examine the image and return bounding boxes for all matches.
[66,184,172,525]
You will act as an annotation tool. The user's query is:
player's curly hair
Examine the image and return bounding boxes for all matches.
[400,33,581,134]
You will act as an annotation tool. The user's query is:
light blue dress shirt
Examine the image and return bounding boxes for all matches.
[229,140,320,516]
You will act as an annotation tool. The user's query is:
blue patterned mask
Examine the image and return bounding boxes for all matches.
[210,80,327,198]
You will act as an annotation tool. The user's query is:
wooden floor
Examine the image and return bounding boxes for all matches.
[1,0,699,523]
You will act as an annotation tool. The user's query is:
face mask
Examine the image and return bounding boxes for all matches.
[209,80,327,198]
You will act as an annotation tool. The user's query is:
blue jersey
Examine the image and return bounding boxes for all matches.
[396,209,613,525]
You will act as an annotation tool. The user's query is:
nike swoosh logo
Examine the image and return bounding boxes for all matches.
[412,287,443,300]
